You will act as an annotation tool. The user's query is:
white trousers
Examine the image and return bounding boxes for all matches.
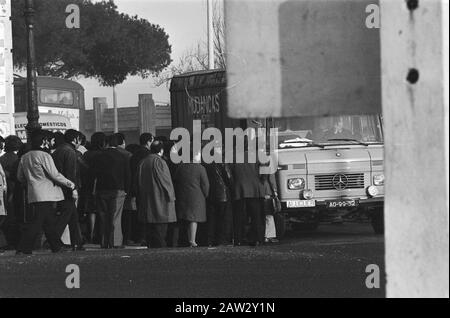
[265,215,277,239]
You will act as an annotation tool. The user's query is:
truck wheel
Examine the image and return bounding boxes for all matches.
[274,213,286,239]
[371,209,384,235]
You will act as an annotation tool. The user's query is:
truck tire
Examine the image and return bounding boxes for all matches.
[371,209,384,235]
[274,213,287,239]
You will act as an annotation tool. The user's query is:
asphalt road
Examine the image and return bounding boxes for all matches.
[0,222,385,298]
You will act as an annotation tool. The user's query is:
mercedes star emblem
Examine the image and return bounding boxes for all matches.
[332,173,348,190]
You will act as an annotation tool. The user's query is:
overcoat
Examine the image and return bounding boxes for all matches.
[231,162,262,201]
[174,163,210,223]
[137,154,176,224]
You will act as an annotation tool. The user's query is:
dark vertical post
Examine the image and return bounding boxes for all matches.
[24,0,40,142]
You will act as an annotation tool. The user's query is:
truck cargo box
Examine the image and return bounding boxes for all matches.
[170,69,245,134]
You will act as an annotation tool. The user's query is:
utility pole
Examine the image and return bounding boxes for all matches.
[207,0,215,70]
[24,0,40,141]
[113,85,118,133]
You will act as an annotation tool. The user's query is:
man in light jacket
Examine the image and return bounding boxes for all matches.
[16,130,75,255]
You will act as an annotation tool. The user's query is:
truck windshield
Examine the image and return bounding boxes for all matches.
[272,115,383,148]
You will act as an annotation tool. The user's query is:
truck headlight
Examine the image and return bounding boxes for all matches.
[302,189,314,200]
[287,178,305,190]
[367,186,379,197]
[373,174,385,186]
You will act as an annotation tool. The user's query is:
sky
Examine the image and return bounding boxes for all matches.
[80,0,209,109]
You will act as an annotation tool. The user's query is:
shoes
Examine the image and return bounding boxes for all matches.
[53,246,70,254]
[124,240,134,246]
[42,241,50,250]
[216,241,234,247]
[264,238,279,244]
[72,245,86,252]
[16,251,32,256]
[189,242,198,248]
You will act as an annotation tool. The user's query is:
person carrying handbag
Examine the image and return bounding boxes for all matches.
[260,173,280,244]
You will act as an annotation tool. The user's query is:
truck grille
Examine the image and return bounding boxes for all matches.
[314,173,365,191]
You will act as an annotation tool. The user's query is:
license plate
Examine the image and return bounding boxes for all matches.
[286,200,316,208]
[326,200,359,208]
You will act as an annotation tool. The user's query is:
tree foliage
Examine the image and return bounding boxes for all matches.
[11,0,172,87]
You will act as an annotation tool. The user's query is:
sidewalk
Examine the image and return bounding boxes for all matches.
[0,244,148,257]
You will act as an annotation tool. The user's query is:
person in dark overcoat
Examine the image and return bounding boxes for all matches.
[82,132,106,243]
[231,151,264,246]
[205,143,233,246]
[174,149,209,247]
[130,133,154,245]
[0,136,23,249]
[137,141,176,248]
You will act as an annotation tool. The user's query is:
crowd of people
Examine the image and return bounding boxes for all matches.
[0,129,281,255]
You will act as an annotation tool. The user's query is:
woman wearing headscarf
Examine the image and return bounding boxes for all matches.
[174,148,210,247]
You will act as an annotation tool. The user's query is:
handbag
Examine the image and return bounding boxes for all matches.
[264,178,282,215]
[271,195,282,214]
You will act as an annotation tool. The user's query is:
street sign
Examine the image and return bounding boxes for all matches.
[225,0,381,118]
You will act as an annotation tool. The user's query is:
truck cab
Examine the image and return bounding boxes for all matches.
[272,114,384,234]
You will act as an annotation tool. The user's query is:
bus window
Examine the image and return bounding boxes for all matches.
[40,89,74,106]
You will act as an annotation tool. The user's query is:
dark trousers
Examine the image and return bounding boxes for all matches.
[97,190,126,248]
[207,201,232,246]
[166,222,179,248]
[122,210,132,244]
[2,214,20,248]
[233,198,265,244]
[122,209,140,244]
[2,187,23,248]
[17,202,61,254]
[134,197,146,244]
[134,222,146,244]
[145,223,168,248]
[55,199,83,246]
[0,216,5,246]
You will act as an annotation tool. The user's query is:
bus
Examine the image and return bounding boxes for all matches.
[13,75,85,140]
